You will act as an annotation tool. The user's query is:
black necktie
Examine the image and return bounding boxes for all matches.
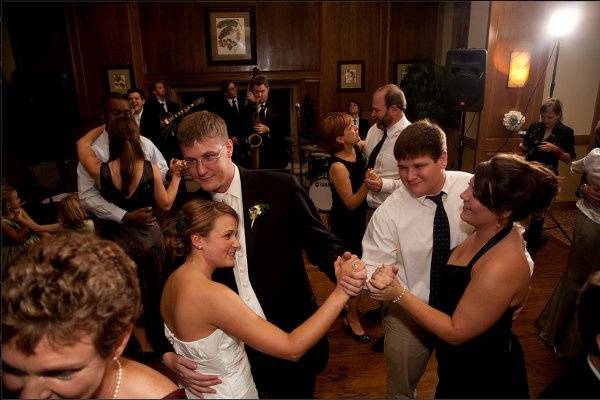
[232,98,238,114]
[427,192,450,309]
[259,104,266,121]
[367,130,387,169]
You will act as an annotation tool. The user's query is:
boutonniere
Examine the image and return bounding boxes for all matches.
[248,203,271,228]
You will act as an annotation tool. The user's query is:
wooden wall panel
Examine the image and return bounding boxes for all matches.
[138,2,320,78]
[476,1,551,163]
[68,3,133,121]
[389,2,440,66]
[138,3,205,75]
[320,2,387,119]
[255,2,320,72]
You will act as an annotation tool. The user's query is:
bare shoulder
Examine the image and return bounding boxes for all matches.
[474,230,530,282]
[119,358,178,399]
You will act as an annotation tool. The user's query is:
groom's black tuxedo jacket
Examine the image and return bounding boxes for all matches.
[191,167,344,386]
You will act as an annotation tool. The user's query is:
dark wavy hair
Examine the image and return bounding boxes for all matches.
[472,153,559,222]
[107,116,145,195]
[163,199,239,267]
[2,233,141,357]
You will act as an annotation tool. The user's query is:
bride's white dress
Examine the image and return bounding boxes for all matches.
[164,325,258,399]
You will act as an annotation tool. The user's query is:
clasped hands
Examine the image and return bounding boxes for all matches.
[169,158,187,177]
[364,168,383,193]
[335,254,404,302]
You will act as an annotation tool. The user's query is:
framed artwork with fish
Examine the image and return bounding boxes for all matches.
[206,8,257,65]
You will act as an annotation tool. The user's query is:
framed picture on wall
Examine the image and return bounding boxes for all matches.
[105,66,133,94]
[205,8,257,65]
[394,61,413,86]
[338,61,365,92]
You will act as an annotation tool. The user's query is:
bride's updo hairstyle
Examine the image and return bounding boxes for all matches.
[472,153,559,223]
[164,199,239,265]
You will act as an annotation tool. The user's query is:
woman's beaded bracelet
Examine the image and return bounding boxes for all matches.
[392,285,408,304]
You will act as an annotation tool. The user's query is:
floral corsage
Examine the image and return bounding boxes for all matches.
[248,203,271,228]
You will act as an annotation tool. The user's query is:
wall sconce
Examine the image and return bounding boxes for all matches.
[507,51,531,88]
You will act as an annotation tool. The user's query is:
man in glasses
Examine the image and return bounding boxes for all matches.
[160,110,364,399]
[77,92,168,232]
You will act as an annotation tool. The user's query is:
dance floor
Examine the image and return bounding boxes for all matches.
[308,233,571,398]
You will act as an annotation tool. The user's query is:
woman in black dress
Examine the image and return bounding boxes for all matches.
[367,154,559,398]
[77,116,184,357]
[320,112,371,342]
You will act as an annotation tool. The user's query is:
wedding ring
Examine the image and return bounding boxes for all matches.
[352,262,360,272]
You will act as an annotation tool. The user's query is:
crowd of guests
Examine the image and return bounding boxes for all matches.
[2,78,599,399]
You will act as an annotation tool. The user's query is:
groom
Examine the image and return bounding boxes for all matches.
[161,111,364,398]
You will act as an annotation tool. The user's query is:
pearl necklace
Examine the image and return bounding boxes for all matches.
[112,357,123,399]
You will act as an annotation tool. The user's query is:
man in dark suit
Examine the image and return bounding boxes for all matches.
[348,99,370,140]
[213,80,246,163]
[161,111,364,398]
[140,80,180,162]
[244,75,290,169]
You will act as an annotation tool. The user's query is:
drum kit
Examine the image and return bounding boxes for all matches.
[300,145,332,212]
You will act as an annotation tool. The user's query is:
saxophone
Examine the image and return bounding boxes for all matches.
[247,105,263,169]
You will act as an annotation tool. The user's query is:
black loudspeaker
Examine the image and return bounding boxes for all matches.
[443,49,487,112]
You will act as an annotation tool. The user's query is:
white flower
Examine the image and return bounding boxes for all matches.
[248,203,271,228]
[502,110,526,132]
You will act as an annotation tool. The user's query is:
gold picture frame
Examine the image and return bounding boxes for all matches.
[105,67,133,94]
[338,61,365,92]
[206,8,257,65]
[105,66,133,94]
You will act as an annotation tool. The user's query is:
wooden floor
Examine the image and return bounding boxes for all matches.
[308,212,575,399]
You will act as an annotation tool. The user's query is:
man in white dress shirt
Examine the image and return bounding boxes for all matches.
[363,84,412,220]
[362,120,473,399]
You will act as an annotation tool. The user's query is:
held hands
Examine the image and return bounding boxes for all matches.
[367,265,405,302]
[365,169,383,193]
[169,159,187,178]
[162,352,221,397]
[335,252,367,297]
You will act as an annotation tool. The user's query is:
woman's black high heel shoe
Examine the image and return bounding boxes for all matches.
[343,314,371,343]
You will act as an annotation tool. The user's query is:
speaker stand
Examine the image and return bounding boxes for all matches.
[456,111,467,171]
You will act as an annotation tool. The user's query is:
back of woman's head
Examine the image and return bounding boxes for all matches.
[57,193,88,229]
[2,233,141,358]
[1,183,17,216]
[107,116,145,194]
[319,112,352,154]
[473,153,559,222]
[163,199,239,267]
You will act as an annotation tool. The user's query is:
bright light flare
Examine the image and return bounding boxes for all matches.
[547,8,580,38]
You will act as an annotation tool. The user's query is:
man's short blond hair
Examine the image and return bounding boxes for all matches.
[177,110,229,147]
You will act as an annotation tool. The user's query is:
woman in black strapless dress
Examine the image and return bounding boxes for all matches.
[368,154,559,398]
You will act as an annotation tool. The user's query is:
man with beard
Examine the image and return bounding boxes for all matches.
[363,84,411,221]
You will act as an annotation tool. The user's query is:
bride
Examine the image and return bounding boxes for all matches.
[161,199,365,399]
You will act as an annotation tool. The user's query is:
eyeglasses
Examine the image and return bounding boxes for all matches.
[184,145,226,168]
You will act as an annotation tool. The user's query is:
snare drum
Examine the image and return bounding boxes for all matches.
[308,153,331,181]
[309,177,333,211]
